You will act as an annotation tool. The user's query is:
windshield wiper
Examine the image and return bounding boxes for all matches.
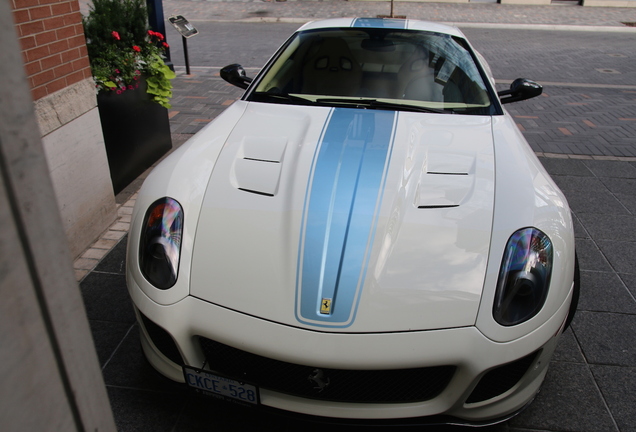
[251,91,318,105]
[315,98,449,114]
[251,93,451,114]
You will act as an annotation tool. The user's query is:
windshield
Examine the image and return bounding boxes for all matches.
[248,27,496,115]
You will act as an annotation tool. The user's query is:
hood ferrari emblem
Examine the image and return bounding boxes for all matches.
[308,368,330,392]
[320,298,332,314]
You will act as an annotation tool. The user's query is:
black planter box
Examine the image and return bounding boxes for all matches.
[97,79,172,194]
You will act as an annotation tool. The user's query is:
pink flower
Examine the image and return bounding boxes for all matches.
[132,45,141,52]
[128,85,134,90]
[112,31,120,40]
[116,89,122,94]
[114,69,120,74]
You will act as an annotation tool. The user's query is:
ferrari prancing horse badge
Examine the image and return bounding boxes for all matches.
[320,298,332,314]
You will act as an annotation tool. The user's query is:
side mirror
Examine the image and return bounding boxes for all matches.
[497,78,542,104]
[220,64,253,90]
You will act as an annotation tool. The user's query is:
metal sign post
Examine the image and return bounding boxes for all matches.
[168,15,199,75]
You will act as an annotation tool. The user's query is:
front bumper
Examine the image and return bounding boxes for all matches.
[128,275,571,423]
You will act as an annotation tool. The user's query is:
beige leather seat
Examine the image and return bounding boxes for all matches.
[397,47,442,102]
[301,38,362,97]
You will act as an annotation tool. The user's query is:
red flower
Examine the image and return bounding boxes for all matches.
[162,42,170,49]
[148,30,164,41]
[132,45,141,52]
[112,31,120,40]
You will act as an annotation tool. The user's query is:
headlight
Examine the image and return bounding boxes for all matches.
[493,228,553,326]
[139,197,183,289]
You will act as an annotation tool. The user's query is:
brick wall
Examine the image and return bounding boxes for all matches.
[11,0,92,101]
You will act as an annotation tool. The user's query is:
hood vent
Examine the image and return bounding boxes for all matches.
[416,152,475,208]
[232,136,288,197]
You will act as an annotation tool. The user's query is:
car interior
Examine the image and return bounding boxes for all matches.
[254,28,491,108]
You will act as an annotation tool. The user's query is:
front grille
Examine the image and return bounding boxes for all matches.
[198,337,455,404]
[465,350,540,404]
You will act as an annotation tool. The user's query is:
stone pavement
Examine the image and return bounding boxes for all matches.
[81,159,636,431]
[74,1,636,430]
[160,0,636,27]
[164,23,636,158]
[167,66,636,157]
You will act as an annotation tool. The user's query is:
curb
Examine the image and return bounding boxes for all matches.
[73,195,134,281]
[450,22,636,31]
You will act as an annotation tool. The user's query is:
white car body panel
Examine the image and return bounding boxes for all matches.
[298,18,466,38]
[188,103,495,332]
[125,17,577,424]
[477,114,574,342]
[128,270,572,420]
[128,102,248,305]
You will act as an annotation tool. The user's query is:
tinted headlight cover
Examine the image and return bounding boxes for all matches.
[139,197,183,289]
[493,228,553,326]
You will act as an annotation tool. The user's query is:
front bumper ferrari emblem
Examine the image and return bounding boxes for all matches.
[308,368,330,391]
[320,298,332,314]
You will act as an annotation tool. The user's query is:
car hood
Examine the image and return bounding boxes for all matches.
[190,102,495,332]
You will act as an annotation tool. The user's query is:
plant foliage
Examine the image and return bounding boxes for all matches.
[82,0,175,108]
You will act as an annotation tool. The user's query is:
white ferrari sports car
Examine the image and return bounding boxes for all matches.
[126,18,578,425]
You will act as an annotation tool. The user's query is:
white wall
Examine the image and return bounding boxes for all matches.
[0,1,116,429]
[35,79,117,259]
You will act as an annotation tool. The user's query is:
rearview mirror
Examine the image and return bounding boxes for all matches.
[220,64,253,90]
[497,78,542,104]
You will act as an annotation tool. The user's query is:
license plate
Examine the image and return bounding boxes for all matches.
[183,366,259,405]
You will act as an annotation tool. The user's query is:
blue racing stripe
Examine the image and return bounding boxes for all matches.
[352,18,407,29]
[296,108,397,327]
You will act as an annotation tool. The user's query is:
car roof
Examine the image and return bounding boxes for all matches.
[297,18,465,38]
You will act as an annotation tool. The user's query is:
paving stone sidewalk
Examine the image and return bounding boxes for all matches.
[74,2,636,430]
[81,158,636,432]
[160,0,636,27]
[81,0,636,27]
[167,66,636,158]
